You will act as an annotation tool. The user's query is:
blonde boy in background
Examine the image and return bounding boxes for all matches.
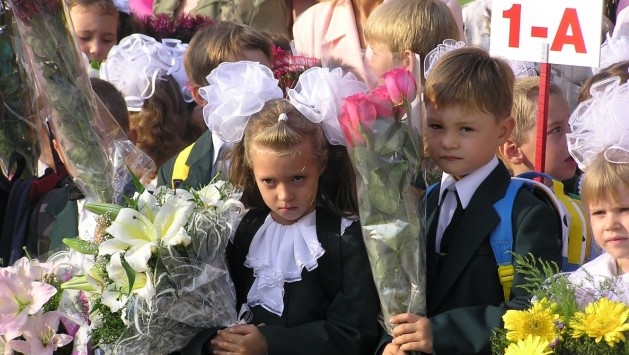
[499,77,600,270]
[363,0,461,85]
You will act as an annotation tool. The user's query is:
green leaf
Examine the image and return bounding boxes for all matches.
[62,238,98,255]
[61,275,96,291]
[120,255,136,294]
[127,164,145,195]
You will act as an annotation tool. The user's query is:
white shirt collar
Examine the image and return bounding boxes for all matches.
[438,156,499,209]
[245,211,324,316]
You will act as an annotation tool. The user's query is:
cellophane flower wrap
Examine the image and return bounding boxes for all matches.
[339,67,426,334]
[0,4,39,177]
[491,254,629,355]
[0,253,85,355]
[61,180,244,354]
[7,0,155,202]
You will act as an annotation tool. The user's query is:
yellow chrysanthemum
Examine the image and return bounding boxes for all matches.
[570,298,629,347]
[504,335,552,355]
[503,298,561,343]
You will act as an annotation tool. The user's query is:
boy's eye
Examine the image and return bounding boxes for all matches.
[428,123,443,130]
[292,176,305,183]
[460,126,474,132]
[548,126,562,134]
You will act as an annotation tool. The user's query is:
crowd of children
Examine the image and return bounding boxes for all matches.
[1,0,629,353]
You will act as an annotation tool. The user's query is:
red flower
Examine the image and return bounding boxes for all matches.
[343,92,377,129]
[339,111,365,148]
[382,68,417,105]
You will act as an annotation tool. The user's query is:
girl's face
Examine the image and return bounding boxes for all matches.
[70,5,118,62]
[588,184,629,273]
[250,140,323,225]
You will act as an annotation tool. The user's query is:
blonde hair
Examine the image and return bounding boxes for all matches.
[184,21,272,87]
[364,0,460,60]
[581,152,629,206]
[423,47,514,120]
[511,77,564,145]
[65,0,118,16]
[230,99,357,216]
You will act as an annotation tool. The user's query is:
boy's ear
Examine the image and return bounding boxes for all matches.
[401,50,416,73]
[190,85,207,106]
[499,139,525,166]
[498,116,516,143]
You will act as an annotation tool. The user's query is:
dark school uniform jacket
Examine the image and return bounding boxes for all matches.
[184,206,382,355]
[157,130,214,189]
[378,161,562,354]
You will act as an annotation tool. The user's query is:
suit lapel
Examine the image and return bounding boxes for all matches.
[429,162,511,310]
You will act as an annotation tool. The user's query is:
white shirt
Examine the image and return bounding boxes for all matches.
[569,253,629,307]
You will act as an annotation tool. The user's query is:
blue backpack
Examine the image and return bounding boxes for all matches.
[427,172,590,300]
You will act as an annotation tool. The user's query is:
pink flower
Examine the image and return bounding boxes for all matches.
[368,86,395,118]
[342,93,377,129]
[7,311,73,355]
[339,111,365,148]
[0,267,57,338]
[382,68,417,105]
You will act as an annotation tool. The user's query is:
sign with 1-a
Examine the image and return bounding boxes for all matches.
[490,0,603,67]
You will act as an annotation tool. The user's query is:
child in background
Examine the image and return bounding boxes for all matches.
[100,34,198,187]
[157,21,273,189]
[380,47,562,354]
[499,76,598,270]
[363,0,461,84]
[578,60,629,102]
[68,0,118,62]
[183,93,381,353]
[567,77,629,304]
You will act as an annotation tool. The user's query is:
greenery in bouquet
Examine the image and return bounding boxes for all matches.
[339,67,425,333]
[0,254,84,354]
[8,0,114,202]
[0,4,39,177]
[61,179,244,354]
[491,254,629,354]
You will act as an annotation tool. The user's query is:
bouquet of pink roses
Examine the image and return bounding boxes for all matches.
[339,68,426,334]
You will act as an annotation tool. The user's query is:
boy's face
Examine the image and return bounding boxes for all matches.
[426,103,514,180]
[366,41,398,84]
[519,94,577,181]
[70,5,118,62]
[588,185,629,269]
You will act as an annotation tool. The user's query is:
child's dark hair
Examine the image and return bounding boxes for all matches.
[129,74,199,167]
[230,99,358,217]
[424,46,515,120]
[578,60,629,102]
[90,77,129,133]
[184,21,273,87]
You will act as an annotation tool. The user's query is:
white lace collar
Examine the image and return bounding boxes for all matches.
[244,211,324,316]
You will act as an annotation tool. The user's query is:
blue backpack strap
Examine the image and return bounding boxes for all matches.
[426,183,438,200]
[490,179,524,300]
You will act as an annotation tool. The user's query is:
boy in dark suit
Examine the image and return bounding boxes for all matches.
[380,47,562,354]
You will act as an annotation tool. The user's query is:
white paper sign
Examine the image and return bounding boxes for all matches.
[490,0,603,67]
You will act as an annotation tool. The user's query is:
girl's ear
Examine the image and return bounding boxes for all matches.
[190,85,207,106]
[401,50,415,73]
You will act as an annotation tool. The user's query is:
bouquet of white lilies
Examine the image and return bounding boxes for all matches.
[62,180,244,354]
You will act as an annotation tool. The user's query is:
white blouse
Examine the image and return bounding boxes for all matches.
[244,211,353,316]
[568,253,629,306]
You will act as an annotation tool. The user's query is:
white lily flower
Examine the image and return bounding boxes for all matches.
[102,253,154,312]
[100,191,195,271]
[198,181,225,206]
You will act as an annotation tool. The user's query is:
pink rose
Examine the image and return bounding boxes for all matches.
[339,111,365,148]
[382,68,417,105]
[369,85,394,118]
[342,93,377,129]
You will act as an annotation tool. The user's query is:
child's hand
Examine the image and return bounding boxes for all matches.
[210,324,268,355]
[390,313,433,354]
[382,343,405,355]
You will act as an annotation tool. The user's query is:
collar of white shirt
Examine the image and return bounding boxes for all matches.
[438,156,499,209]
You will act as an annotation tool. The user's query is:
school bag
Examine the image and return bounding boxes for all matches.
[427,173,590,300]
